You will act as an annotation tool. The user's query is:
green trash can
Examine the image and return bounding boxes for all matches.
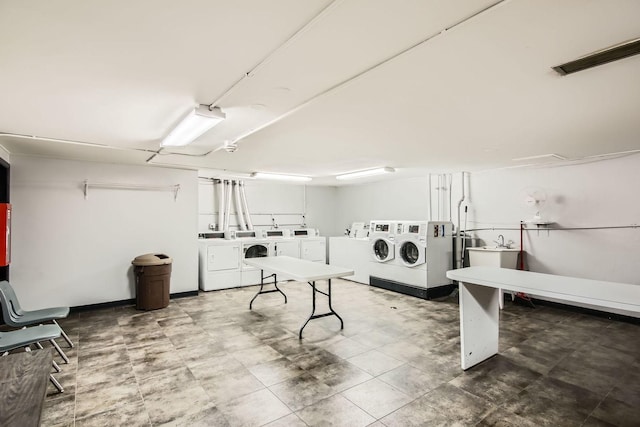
[132,253,172,310]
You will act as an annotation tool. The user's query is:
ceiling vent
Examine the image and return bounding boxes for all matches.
[552,38,640,75]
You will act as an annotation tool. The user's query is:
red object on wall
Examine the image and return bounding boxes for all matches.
[0,203,10,266]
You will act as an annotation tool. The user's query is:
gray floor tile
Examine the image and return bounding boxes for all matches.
[263,413,308,427]
[377,364,441,398]
[347,349,404,376]
[296,394,376,427]
[248,357,306,386]
[341,378,413,419]
[142,385,214,425]
[269,372,335,412]
[218,388,291,426]
[38,280,640,426]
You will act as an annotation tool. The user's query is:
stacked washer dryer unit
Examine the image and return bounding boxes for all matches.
[392,221,454,299]
[368,220,399,282]
[198,232,242,291]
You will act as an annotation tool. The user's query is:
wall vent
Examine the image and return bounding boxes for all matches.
[553,38,640,75]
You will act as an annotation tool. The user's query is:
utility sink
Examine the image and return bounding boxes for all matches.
[467,246,519,268]
[466,246,521,310]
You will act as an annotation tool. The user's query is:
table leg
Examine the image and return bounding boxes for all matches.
[299,279,344,339]
[459,281,500,370]
[250,270,287,310]
[327,279,344,329]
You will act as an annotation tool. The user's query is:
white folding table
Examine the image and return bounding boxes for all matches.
[447,266,640,370]
[244,256,354,339]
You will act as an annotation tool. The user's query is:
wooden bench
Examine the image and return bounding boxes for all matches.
[0,350,52,427]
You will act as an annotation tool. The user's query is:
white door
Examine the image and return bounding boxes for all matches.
[207,245,240,271]
[276,240,300,258]
[301,239,326,262]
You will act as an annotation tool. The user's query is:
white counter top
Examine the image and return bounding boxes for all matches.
[244,256,354,282]
[447,266,640,313]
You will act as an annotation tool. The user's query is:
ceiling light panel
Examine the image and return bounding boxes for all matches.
[335,167,395,180]
[161,105,225,147]
[251,172,312,182]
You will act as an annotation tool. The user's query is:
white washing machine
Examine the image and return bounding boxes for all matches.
[368,220,400,281]
[370,221,454,299]
[198,236,242,291]
[369,220,398,262]
[397,222,428,268]
[393,222,428,287]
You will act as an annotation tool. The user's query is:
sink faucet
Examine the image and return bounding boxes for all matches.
[495,235,505,247]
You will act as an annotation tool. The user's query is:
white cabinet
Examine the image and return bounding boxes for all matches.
[329,237,371,284]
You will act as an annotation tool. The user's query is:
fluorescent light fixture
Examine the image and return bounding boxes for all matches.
[251,172,312,182]
[336,167,395,180]
[552,37,640,75]
[161,105,225,147]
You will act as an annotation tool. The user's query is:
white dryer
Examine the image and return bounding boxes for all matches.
[264,229,299,258]
[241,235,274,286]
[290,228,326,263]
[198,236,242,291]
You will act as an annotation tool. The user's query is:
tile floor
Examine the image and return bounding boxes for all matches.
[34,279,640,426]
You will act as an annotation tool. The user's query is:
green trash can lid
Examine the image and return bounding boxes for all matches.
[132,253,172,266]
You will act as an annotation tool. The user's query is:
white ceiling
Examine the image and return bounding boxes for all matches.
[1,0,640,185]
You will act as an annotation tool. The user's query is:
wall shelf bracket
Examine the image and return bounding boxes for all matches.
[83,180,180,201]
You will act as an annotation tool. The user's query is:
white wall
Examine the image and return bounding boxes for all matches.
[10,156,199,308]
[334,154,640,317]
[465,155,640,285]
[198,179,339,236]
[335,176,431,229]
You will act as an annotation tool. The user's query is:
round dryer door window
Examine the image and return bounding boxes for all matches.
[373,239,390,261]
[245,244,268,259]
[400,242,420,265]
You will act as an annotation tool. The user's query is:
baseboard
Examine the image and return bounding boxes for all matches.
[528,297,640,325]
[369,276,456,300]
[70,290,199,313]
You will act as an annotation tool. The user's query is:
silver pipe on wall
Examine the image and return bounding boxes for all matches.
[224,180,232,231]
[428,175,432,221]
[448,174,453,222]
[233,180,247,231]
[456,172,467,235]
[216,179,225,231]
[239,181,253,230]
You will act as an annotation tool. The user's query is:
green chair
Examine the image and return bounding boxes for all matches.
[0,324,64,392]
[0,281,73,363]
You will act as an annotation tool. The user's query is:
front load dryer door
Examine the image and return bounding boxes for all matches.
[371,238,395,262]
[243,243,269,270]
[244,244,268,259]
[399,240,425,267]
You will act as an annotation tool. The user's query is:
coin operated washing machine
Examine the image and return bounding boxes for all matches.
[368,220,400,282]
[370,221,454,299]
